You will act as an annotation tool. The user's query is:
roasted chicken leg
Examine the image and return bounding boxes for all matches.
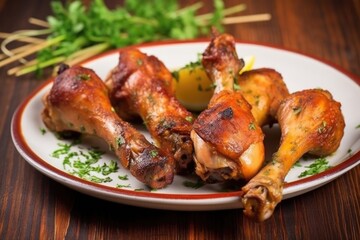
[191,32,265,183]
[237,68,290,126]
[42,64,175,189]
[241,89,345,221]
[105,49,194,174]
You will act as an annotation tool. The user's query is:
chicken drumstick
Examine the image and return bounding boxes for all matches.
[42,64,175,189]
[191,32,265,183]
[105,49,194,174]
[241,89,345,221]
[237,68,289,126]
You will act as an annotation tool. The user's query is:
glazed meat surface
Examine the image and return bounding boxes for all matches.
[237,68,290,126]
[191,32,265,183]
[105,49,194,174]
[42,65,175,189]
[241,89,345,221]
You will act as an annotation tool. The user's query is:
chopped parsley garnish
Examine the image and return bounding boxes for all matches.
[172,55,203,82]
[51,141,120,184]
[76,73,91,81]
[116,136,125,148]
[298,157,331,178]
[40,127,47,135]
[184,59,202,71]
[101,161,119,175]
[136,58,143,66]
[185,116,193,122]
[172,70,179,82]
[118,175,129,181]
[347,148,352,156]
[183,180,204,189]
[84,175,112,183]
[116,184,131,188]
[233,83,241,91]
[248,122,256,130]
[318,121,327,133]
[51,142,73,158]
[293,161,302,167]
[150,150,158,157]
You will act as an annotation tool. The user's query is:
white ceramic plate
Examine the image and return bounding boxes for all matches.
[11,40,360,211]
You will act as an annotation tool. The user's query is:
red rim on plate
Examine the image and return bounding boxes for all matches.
[11,40,360,209]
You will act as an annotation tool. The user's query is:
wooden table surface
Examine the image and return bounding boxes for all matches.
[1,0,359,239]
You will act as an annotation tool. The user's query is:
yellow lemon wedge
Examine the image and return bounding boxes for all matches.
[173,62,214,112]
[240,55,255,74]
[173,56,255,112]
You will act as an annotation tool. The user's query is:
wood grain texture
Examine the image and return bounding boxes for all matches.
[1,0,359,239]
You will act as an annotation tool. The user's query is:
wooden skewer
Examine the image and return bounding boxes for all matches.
[0,30,49,62]
[66,43,110,66]
[0,43,37,60]
[1,31,47,64]
[196,4,247,22]
[14,56,66,76]
[0,32,44,43]
[222,13,271,24]
[2,43,37,55]
[7,58,37,75]
[29,17,50,28]
[0,35,64,68]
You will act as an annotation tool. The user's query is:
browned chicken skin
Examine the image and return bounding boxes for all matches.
[191,32,265,183]
[105,49,194,174]
[42,64,175,189]
[241,89,345,221]
[237,68,290,126]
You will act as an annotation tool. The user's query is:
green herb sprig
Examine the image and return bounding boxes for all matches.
[298,157,331,178]
[183,179,204,189]
[0,0,270,77]
[51,141,120,183]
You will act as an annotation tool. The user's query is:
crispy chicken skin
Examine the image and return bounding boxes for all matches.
[42,65,174,189]
[241,89,345,221]
[192,91,265,182]
[105,49,194,173]
[105,49,194,174]
[237,68,290,126]
[191,32,265,183]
